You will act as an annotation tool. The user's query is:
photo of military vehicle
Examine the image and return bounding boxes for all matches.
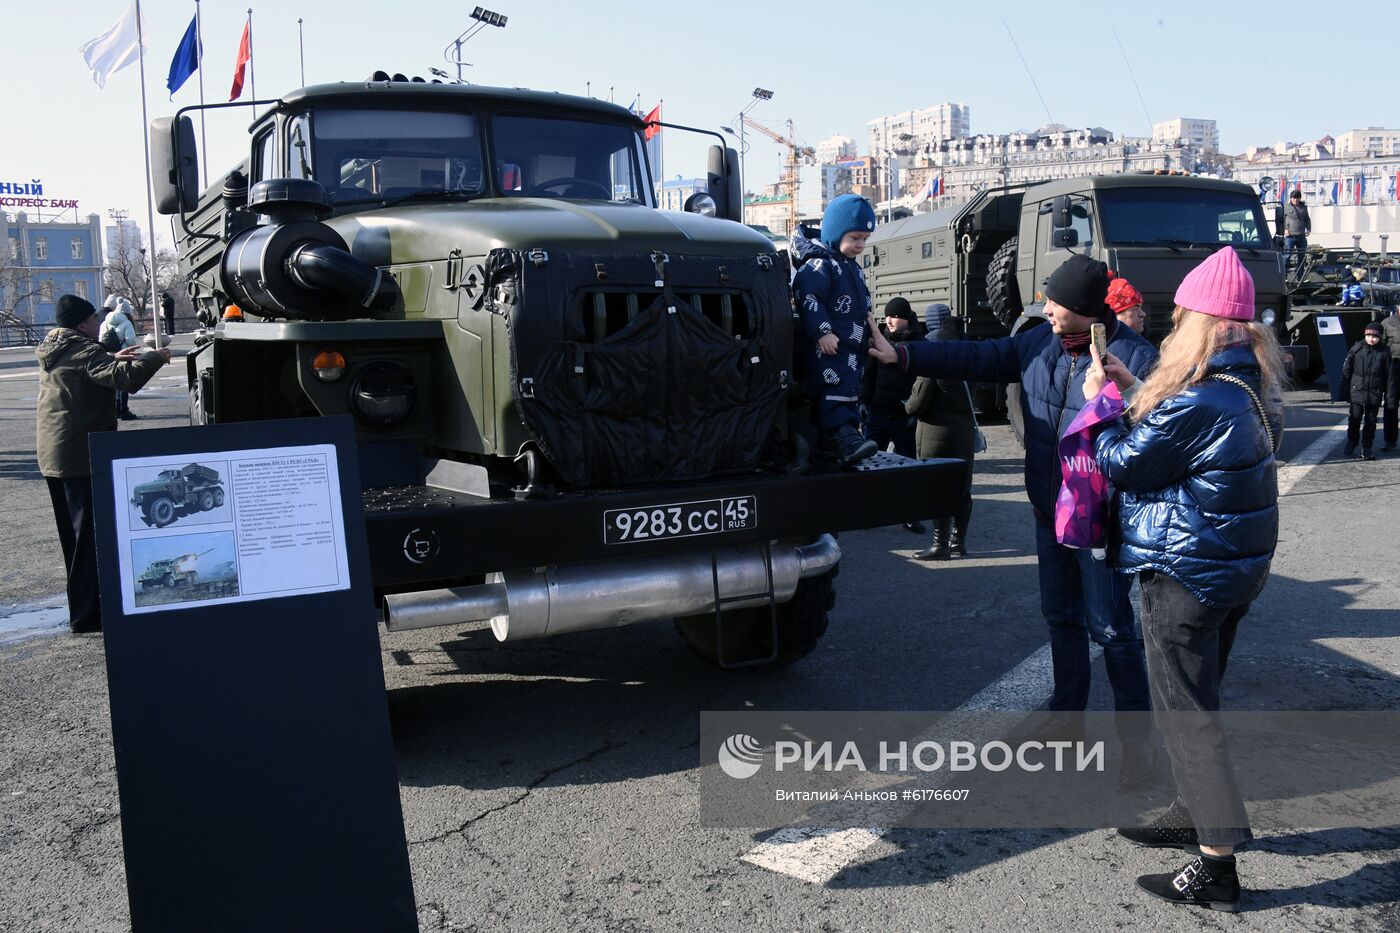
[130,462,226,529]
[150,75,961,668]
[865,174,1295,423]
[136,549,213,591]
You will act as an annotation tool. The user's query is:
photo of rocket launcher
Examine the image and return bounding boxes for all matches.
[1090,322,1108,360]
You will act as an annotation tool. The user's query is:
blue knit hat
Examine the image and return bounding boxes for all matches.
[820,194,876,251]
[923,303,951,335]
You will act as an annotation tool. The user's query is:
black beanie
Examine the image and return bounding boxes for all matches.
[884,296,916,322]
[1044,254,1112,319]
[55,294,97,329]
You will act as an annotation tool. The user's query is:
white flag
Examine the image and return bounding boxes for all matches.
[79,2,145,88]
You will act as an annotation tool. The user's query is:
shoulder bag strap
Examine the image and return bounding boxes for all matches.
[1211,373,1278,453]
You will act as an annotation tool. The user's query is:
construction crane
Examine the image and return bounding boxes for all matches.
[742,116,815,236]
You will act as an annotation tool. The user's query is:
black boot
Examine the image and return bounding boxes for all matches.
[829,425,877,466]
[949,513,969,557]
[1136,852,1240,912]
[1118,740,1158,789]
[915,518,951,560]
[1362,447,1376,461]
[1117,798,1199,849]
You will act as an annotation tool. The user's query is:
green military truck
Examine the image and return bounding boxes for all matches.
[149,75,959,668]
[131,462,225,528]
[137,549,213,591]
[865,174,1297,411]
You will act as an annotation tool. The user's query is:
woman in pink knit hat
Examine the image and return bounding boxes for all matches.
[1082,246,1287,912]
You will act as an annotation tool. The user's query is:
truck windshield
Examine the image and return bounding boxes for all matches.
[491,114,650,204]
[310,109,484,205]
[1098,188,1270,249]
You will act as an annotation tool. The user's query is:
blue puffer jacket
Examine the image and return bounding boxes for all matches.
[1093,345,1282,609]
[900,319,1157,519]
[790,228,872,345]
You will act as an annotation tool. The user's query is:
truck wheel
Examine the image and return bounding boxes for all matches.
[199,490,215,511]
[986,237,1023,329]
[674,569,835,669]
[145,497,177,528]
[213,488,225,507]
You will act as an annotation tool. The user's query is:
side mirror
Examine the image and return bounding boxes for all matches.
[150,116,199,215]
[1051,228,1079,249]
[1051,194,1073,230]
[707,145,742,221]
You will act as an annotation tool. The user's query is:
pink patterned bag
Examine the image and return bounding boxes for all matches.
[1054,383,1124,549]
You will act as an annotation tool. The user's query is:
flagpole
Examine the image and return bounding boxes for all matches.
[247,9,256,119]
[133,0,163,343]
[298,18,305,86]
[195,0,208,189]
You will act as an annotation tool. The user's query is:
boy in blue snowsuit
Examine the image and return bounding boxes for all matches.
[792,194,879,464]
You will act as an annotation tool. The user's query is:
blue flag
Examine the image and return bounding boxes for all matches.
[166,15,200,97]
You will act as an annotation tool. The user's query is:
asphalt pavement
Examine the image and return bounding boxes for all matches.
[1,339,1397,932]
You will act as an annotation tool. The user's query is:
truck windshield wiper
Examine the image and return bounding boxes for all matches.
[381,188,481,208]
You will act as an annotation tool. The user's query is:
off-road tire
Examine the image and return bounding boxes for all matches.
[145,496,177,528]
[674,568,835,669]
[986,237,1023,329]
[212,488,225,507]
[198,489,216,512]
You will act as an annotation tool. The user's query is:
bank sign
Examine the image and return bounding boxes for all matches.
[0,177,79,210]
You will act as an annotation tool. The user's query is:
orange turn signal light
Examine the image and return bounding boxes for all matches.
[312,350,347,382]
[223,304,244,321]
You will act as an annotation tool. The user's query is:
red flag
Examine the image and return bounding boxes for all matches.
[229,19,251,101]
[642,104,661,141]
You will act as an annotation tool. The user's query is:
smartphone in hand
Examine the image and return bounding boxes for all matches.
[1090,322,1108,359]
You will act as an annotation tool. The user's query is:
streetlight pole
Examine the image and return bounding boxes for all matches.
[446,6,508,83]
[732,87,773,223]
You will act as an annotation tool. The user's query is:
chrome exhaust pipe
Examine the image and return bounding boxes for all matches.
[381,535,840,640]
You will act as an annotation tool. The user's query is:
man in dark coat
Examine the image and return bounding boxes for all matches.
[861,297,925,532]
[869,256,1160,786]
[1341,322,1391,460]
[37,295,170,633]
[161,291,177,336]
[1381,308,1400,450]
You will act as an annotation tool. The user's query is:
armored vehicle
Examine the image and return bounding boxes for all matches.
[1279,242,1397,382]
[137,549,214,591]
[150,76,959,668]
[866,174,1295,409]
[131,462,225,528]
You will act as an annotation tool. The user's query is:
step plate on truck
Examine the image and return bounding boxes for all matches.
[362,452,965,588]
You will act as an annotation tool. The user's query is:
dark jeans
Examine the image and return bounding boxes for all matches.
[46,476,101,632]
[1348,402,1379,450]
[1033,519,1150,739]
[1139,569,1252,847]
[865,410,916,458]
[1283,235,1307,270]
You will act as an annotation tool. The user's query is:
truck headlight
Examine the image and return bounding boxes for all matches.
[1260,308,1277,327]
[351,361,415,426]
[683,193,717,217]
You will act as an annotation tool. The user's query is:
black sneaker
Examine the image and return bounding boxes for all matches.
[1362,448,1376,461]
[1136,854,1240,912]
[1117,798,1198,849]
[1118,740,1158,789]
[830,426,877,465]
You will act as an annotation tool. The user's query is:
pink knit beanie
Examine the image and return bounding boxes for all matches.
[1173,246,1255,320]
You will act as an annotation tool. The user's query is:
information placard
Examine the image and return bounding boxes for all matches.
[89,416,417,933]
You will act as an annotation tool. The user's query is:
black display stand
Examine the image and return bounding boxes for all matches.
[1315,315,1352,402]
[89,416,417,933]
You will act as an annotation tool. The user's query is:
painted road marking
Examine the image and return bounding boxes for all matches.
[741,414,1347,885]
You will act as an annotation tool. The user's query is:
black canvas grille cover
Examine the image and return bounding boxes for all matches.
[489,249,792,488]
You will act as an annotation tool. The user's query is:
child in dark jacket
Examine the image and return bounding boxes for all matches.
[1341,322,1392,459]
[792,194,878,465]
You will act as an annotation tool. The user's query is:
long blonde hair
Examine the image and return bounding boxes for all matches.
[1129,306,1288,420]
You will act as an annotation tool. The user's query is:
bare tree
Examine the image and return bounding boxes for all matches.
[0,241,43,345]
[102,224,180,328]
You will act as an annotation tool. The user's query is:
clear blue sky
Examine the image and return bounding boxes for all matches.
[6,0,1396,247]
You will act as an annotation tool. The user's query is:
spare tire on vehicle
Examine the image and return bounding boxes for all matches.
[986,237,1023,329]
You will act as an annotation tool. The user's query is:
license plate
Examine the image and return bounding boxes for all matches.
[604,496,758,545]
